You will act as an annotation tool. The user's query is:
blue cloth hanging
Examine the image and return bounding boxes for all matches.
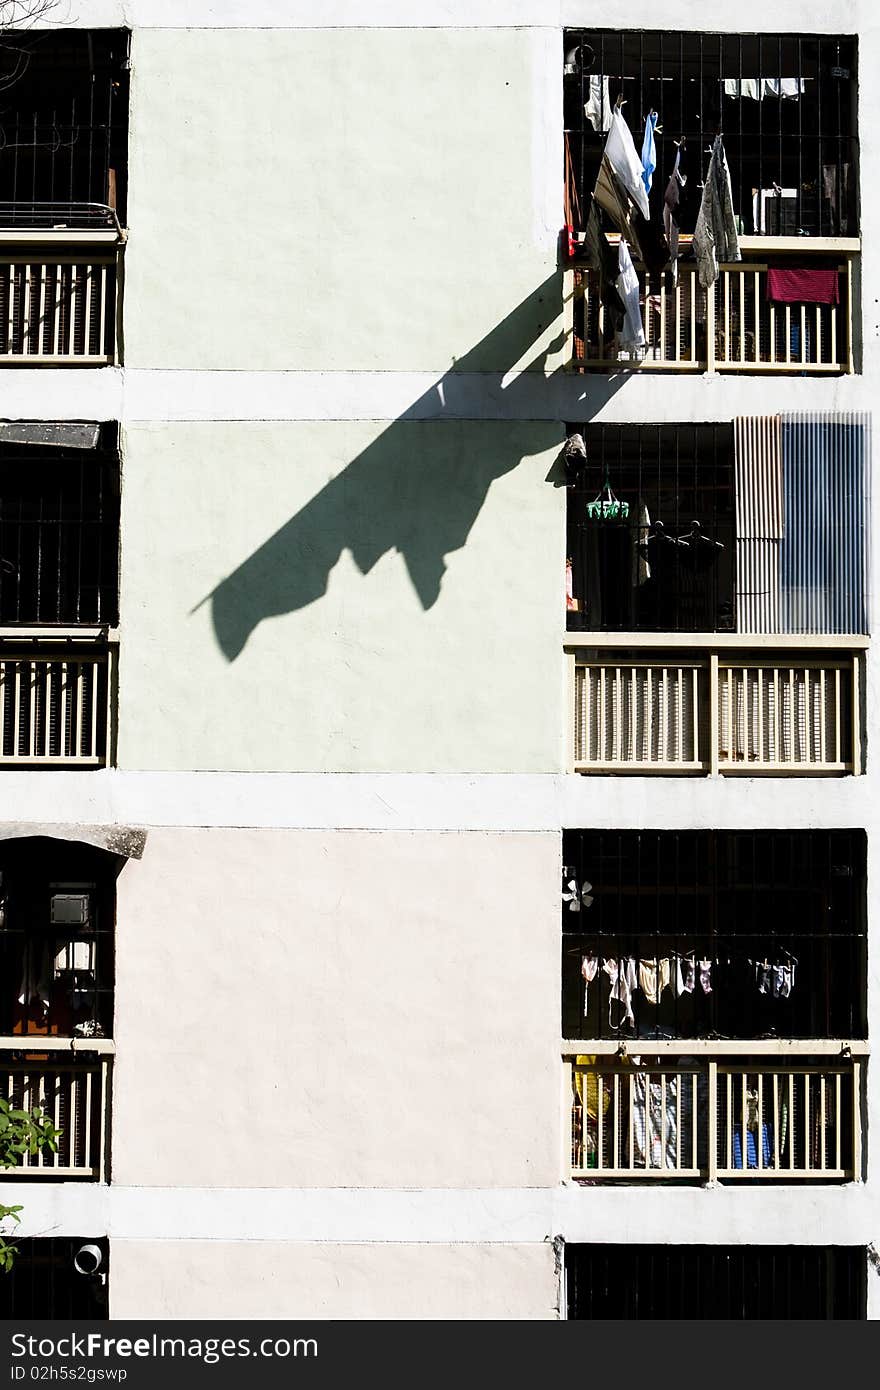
[732,1123,773,1169]
[641,111,658,195]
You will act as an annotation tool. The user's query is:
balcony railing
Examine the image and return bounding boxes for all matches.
[568,238,858,375]
[0,214,123,366]
[0,1037,113,1180]
[567,1043,864,1183]
[0,631,116,767]
[567,636,863,775]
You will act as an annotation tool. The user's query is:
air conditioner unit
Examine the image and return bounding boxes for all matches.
[50,887,92,927]
[752,186,798,235]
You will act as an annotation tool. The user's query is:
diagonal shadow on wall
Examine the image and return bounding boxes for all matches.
[197,273,624,661]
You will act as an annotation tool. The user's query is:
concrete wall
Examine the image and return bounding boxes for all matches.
[117,420,564,773]
[1,0,877,1321]
[109,1240,558,1319]
[111,829,560,1187]
[124,27,562,374]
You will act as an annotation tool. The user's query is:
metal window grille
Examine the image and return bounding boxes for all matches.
[0,1238,108,1318]
[565,1244,866,1319]
[0,432,119,626]
[0,31,129,224]
[566,424,736,633]
[563,31,858,240]
[562,830,866,1040]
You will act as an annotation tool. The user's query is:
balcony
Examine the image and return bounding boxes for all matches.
[0,207,123,366]
[0,630,116,768]
[567,635,863,775]
[0,1037,112,1180]
[569,238,858,375]
[567,1044,864,1182]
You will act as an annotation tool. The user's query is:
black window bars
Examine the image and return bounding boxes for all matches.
[564,30,858,240]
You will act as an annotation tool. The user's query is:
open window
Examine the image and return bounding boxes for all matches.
[562,830,866,1042]
[564,30,858,240]
[565,1245,866,1319]
[0,836,118,1039]
[0,29,129,228]
[565,417,870,636]
[0,423,119,627]
[0,1237,108,1317]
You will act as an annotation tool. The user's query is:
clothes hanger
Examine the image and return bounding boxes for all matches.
[644,518,679,545]
[676,520,724,551]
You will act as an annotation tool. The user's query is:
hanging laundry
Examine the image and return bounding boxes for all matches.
[602,956,638,1029]
[616,238,645,352]
[765,268,840,305]
[693,135,741,289]
[675,954,696,994]
[698,959,713,994]
[772,959,796,998]
[596,108,651,223]
[581,953,599,1015]
[17,938,53,1011]
[633,503,651,587]
[641,111,658,195]
[580,198,626,335]
[822,163,854,235]
[566,557,578,613]
[723,77,806,100]
[584,74,613,132]
[723,77,760,100]
[663,146,686,285]
[638,957,671,1005]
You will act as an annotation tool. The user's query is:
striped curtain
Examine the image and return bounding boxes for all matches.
[734,417,783,633]
[734,414,869,635]
[780,414,870,635]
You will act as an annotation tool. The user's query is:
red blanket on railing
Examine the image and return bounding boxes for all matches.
[766,268,840,304]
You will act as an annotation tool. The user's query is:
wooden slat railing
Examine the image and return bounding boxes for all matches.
[569,1051,861,1182]
[0,251,117,363]
[0,1042,112,1180]
[0,639,115,767]
[571,646,859,775]
[572,247,855,374]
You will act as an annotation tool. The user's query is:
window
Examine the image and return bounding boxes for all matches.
[562,830,866,1040]
[0,30,129,225]
[566,418,869,635]
[567,424,735,633]
[0,424,119,626]
[564,31,858,239]
[0,1238,108,1317]
[565,1245,866,1318]
[0,837,118,1038]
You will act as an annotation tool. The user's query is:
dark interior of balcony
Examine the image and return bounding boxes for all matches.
[0,1237,108,1317]
[0,29,129,225]
[0,423,119,626]
[566,423,735,633]
[0,836,118,1039]
[561,829,866,1041]
[565,1244,866,1318]
[563,30,858,241]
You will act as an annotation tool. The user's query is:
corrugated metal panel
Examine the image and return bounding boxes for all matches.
[734,416,783,633]
[781,413,870,635]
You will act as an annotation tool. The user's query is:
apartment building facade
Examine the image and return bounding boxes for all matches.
[0,0,875,1319]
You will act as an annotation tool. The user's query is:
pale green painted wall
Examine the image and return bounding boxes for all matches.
[117,419,565,772]
[124,27,562,371]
